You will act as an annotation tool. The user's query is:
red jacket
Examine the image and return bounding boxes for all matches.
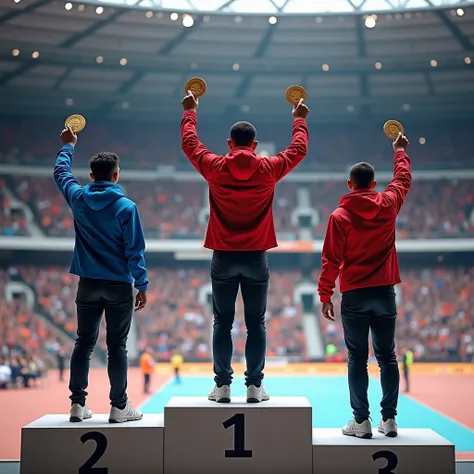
[318,150,412,303]
[181,110,309,251]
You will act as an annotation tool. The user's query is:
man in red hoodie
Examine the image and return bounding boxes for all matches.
[318,132,411,439]
[181,90,309,403]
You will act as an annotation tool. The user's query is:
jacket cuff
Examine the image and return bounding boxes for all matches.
[319,294,332,304]
[135,282,148,291]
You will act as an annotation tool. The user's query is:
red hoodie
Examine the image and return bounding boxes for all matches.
[181,110,309,251]
[318,150,412,303]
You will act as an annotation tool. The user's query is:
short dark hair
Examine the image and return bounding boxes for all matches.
[349,162,375,189]
[230,121,257,147]
[90,152,120,181]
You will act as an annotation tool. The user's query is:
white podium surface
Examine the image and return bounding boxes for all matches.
[313,428,455,474]
[164,396,313,474]
[20,414,164,474]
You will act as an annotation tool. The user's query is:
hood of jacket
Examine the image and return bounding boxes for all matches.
[224,147,261,181]
[338,189,384,220]
[82,181,125,211]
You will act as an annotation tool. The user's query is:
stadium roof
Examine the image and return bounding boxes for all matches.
[0,0,473,121]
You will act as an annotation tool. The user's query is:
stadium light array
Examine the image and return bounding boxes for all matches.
[119,58,128,66]
[465,57,472,65]
[419,137,426,144]
[12,49,20,56]
[96,56,104,63]
[268,16,277,24]
[146,11,153,18]
[182,14,194,27]
[13,0,21,3]
[32,51,40,59]
[170,12,178,21]
[456,8,464,16]
[78,4,85,10]
[232,63,240,71]
[430,59,438,67]
[322,64,329,71]
[65,2,72,10]
[95,6,103,14]
[375,61,382,70]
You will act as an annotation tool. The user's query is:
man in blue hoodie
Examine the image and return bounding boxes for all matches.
[54,125,148,424]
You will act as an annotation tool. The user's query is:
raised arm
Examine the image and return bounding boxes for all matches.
[267,98,310,181]
[383,133,412,214]
[180,91,217,179]
[53,126,82,207]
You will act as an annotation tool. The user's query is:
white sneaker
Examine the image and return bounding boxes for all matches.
[246,384,270,403]
[342,418,373,439]
[378,418,398,437]
[208,384,231,403]
[69,403,92,423]
[109,403,143,423]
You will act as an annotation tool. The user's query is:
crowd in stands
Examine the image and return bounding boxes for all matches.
[0,118,473,171]
[0,269,72,390]
[0,177,27,237]
[2,265,473,364]
[3,175,473,239]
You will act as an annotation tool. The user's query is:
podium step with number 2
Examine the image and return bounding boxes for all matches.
[20,414,164,474]
[164,396,313,474]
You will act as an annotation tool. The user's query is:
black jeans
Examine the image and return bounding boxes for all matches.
[69,278,133,408]
[211,250,269,387]
[341,285,399,421]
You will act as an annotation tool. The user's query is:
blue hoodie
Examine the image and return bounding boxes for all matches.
[53,144,148,290]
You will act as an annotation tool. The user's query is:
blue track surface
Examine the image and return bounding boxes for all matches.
[140,375,474,452]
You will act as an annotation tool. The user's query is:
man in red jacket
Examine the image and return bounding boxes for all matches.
[181,90,309,403]
[318,132,411,439]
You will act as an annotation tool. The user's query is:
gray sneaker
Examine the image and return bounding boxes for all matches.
[378,418,398,437]
[109,403,143,423]
[342,418,373,439]
[246,384,270,403]
[208,384,231,403]
[69,403,92,423]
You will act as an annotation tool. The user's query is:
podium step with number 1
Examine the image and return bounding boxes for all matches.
[164,396,313,474]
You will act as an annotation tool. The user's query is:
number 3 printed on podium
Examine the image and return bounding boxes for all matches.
[79,431,108,474]
[223,414,253,458]
[372,450,398,474]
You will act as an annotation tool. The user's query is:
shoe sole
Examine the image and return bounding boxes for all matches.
[69,414,92,423]
[108,416,143,424]
[246,397,270,403]
[208,397,231,403]
[379,429,398,438]
[343,431,373,439]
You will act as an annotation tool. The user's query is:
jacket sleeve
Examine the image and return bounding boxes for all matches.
[318,213,346,304]
[383,150,412,214]
[123,205,149,291]
[266,118,309,181]
[53,144,82,207]
[181,110,218,179]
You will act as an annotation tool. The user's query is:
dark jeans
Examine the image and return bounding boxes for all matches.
[211,250,269,387]
[341,285,399,421]
[69,278,133,408]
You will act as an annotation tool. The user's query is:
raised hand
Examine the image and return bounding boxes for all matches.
[181,90,199,111]
[60,125,78,147]
[393,132,409,152]
[292,98,310,120]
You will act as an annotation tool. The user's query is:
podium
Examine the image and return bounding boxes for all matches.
[19,401,457,474]
[164,396,312,474]
[20,414,164,474]
[312,428,455,474]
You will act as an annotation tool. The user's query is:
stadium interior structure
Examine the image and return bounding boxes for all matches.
[0,0,474,470]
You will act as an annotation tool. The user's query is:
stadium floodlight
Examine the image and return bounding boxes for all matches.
[68,0,474,14]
